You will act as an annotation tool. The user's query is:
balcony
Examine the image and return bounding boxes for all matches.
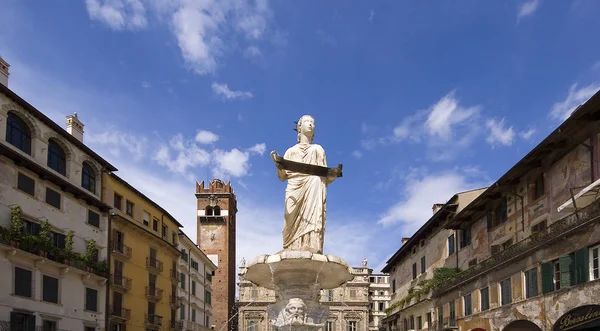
[147,257,164,272]
[434,199,600,296]
[112,241,132,259]
[110,305,131,320]
[112,274,132,291]
[170,294,182,308]
[184,321,210,331]
[170,320,184,331]
[146,314,163,328]
[145,285,164,301]
[170,268,179,282]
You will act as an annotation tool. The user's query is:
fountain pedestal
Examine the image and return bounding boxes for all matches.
[240,250,354,331]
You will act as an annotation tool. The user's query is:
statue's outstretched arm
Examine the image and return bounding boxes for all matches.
[270,151,288,181]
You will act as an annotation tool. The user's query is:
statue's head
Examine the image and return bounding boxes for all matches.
[285,298,307,317]
[296,115,315,143]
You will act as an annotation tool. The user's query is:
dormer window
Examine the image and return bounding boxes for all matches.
[6,112,31,154]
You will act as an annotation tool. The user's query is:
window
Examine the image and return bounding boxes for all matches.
[143,211,150,226]
[42,275,59,303]
[347,321,357,331]
[81,162,96,193]
[328,290,334,301]
[251,288,258,299]
[533,174,545,200]
[85,287,98,311]
[448,234,455,255]
[495,197,508,225]
[192,309,196,322]
[125,200,134,217]
[162,224,167,238]
[47,140,66,175]
[17,172,35,196]
[180,304,185,320]
[460,225,472,248]
[114,193,122,210]
[43,320,57,331]
[449,300,456,326]
[480,287,489,311]
[248,321,255,331]
[421,256,426,274]
[84,327,95,331]
[412,263,417,279]
[532,220,547,234]
[153,218,159,231]
[463,293,472,316]
[524,267,538,298]
[88,210,100,228]
[181,249,189,262]
[180,273,185,289]
[326,321,333,331]
[213,206,221,216]
[45,187,61,209]
[205,290,212,305]
[379,302,384,311]
[437,307,443,327]
[591,244,600,281]
[50,232,66,249]
[14,267,32,297]
[6,112,32,154]
[172,232,177,245]
[10,312,35,331]
[350,289,357,298]
[409,316,414,330]
[191,259,199,270]
[542,249,589,293]
[500,278,512,305]
[392,279,396,293]
[426,313,432,329]
[417,316,422,330]
[192,280,196,296]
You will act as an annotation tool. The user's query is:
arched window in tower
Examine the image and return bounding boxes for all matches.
[6,112,32,154]
[205,206,213,216]
[81,162,96,194]
[249,321,256,331]
[213,206,221,216]
[47,139,66,175]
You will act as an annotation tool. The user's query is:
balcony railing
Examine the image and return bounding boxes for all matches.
[434,199,600,296]
[147,257,164,272]
[145,285,164,301]
[170,294,182,308]
[112,274,132,290]
[112,241,132,259]
[184,321,210,331]
[170,320,184,330]
[110,305,131,320]
[170,268,179,281]
[146,314,163,327]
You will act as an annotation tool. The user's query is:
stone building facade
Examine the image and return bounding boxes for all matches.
[0,68,117,330]
[178,231,218,331]
[237,264,370,331]
[381,190,485,331]
[197,179,238,331]
[368,270,390,331]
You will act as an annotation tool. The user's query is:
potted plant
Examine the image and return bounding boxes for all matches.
[9,206,23,248]
[85,239,97,272]
[38,220,52,258]
[63,230,75,265]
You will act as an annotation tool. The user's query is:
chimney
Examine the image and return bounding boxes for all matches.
[432,203,444,215]
[401,237,410,245]
[0,56,9,87]
[66,112,84,142]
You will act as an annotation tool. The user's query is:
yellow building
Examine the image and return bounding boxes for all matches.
[103,173,183,331]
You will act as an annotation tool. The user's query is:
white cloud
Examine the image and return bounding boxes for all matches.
[368,10,375,22]
[244,45,262,58]
[195,130,219,144]
[212,148,250,178]
[485,118,515,147]
[377,171,485,233]
[86,128,148,161]
[352,150,362,159]
[550,83,600,120]
[520,128,536,140]
[393,112,426,142]
[248,143,266,155]
[86,0,148,31]
[212,83,254,100]
[153,133,211,176]
[424,92,480,140]
[517,0,539,20]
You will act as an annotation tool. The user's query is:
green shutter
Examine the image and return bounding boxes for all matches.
[574,247,589,285]
[559,255,573,288]
[541,262,554,294]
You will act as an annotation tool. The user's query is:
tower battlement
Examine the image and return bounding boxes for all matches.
[196,178,236,195]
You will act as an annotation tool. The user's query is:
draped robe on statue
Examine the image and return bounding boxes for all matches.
[282,142,328,253]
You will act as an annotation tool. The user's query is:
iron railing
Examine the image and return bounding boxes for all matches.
[146,314,163,327]
[112,241,132,259]
[434,200,600,295]
[110,305,131,320]
[170,294,182,308]
[146,257,164,272]
[145,285,164,301]
[170,320,184,330]
[170,268,179,281]
[112,274,132,290]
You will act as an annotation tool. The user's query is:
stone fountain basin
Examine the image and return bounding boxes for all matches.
[240,250,354,291]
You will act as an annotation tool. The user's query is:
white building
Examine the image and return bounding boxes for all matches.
[0,57,116,331]
[368,272,390,331]
[178,231,218,331]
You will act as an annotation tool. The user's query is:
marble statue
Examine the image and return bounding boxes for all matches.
[270,115,341,254]
[362,257,368,267]
[272,298,323,328]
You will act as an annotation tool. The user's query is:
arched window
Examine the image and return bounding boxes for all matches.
[205,206,213,216]
[81,162,96,193]
[6,112,32,154]
[213,206,221,216]
[249,321,255,331]
[47,139,66,175]
[403,319,408,331]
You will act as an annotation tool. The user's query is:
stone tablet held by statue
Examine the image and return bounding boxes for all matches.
[270,115,342,254]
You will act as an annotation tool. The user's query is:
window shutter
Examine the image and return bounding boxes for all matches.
[574,247,589,285]
[559,255,573,288]
[541,262,554,294]
[486,211,492,230]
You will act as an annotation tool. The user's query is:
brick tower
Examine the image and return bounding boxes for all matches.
[196,179,237,331]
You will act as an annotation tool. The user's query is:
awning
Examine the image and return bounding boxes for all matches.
[557,178,600,213]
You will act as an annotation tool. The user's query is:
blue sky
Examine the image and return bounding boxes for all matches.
[1,0,600,273]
